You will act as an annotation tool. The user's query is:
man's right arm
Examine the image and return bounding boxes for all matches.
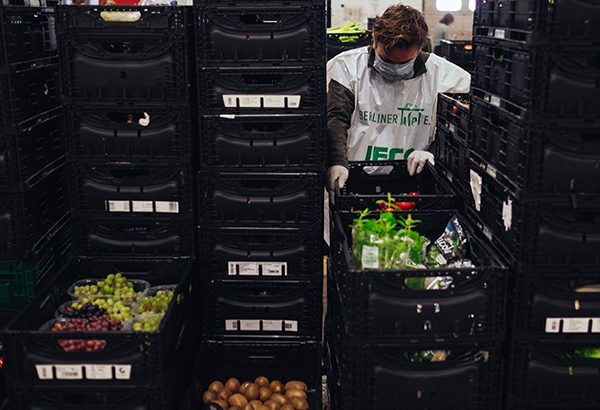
[327,79,355,169]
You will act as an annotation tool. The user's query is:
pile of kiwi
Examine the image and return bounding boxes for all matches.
[203,376,310,410]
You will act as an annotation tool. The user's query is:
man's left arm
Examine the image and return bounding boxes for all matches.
[438,59,471,94]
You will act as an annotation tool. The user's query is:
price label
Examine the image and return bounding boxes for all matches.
[55,365,83,380]
[155,201,179,214]
[361,246,379,269]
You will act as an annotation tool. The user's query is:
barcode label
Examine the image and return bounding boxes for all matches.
[494,29,506,39]
[262,320,283,331]
[84,365,112,380]
[227,262,287,276]
[545,318,561,333]
[223,94,301,109]
[131,201,154,213]
[563,318,590,333]
[107,200,130,213]
[35,365,54,380]
[239,320,261,331]
[155,201,179,214]
[490,95,501,107]
[263,95,286,108]
[284,321,298,332]
[55,365,83,380]
[262,263,287,276]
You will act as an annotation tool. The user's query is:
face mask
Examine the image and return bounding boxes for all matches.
[373,53,416,82]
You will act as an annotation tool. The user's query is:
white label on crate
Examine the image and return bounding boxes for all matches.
[470,170,483,212]
[262,263,287,276]
[155,201,179,214]
[131,201,154,213]
[502,198,513,231]
[490,95,501,107]
[448,124,456,134]
[228,262,260,276]
[239,320,261,331]
[263,95,287,108]
[284,320,298,332]
[223,95,262,108]
[286,96,301,108]
[262,320,283,332]
[35,365,54,380]
[361,246,379,269]
[494,29,506,39]
[324,188,331,246]
[138,112,150,127]
[482,225,493,241]
[114,365,132,380]
[55,365,83,380]
[107,200,130,213]
[591,319,600,333]
[545,318,561,333]
[486,164,497,179]
[225,320,239,331]
[563,318,590,333]
[84,365,113,380]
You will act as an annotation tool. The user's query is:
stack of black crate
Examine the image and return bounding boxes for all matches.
[1,6,197,409]
[465,1,600,409]
[194,0,326,405]
[0,1,71,316]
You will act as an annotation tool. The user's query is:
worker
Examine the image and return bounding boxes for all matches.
[326,4,470,189]
[433,13,455,55]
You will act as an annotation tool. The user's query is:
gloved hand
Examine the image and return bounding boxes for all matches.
[407,150,435,176]
[327,165,349,190]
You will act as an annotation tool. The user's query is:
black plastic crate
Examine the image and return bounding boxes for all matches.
[469,98,600,199]
[329,209,507,343]
[202,279,321,339]
[189,339,322,410]
[0,108,64,191]
[0,162,69,259]
[3,258,196,388]
[439,40,473,72]
[436,92,470,145]
[199,66,325,114]
[0,58,59,130]
[508,340,600,409]
[327,31,372,60]
[199,114,325,171]
[433,122,469,194]
[472,41,600,120]
[327,336,503,410]
[199,6,325,67]
[197,0,324,6]
[465,156,600,272]
[56,6,191,36]
[512,274,600,340]
[199,223,323,280]
[71,162,193,215]
[332,160,460,212]
[473,0,600,44]
[65,104,192,161]
[74,213,195,258]
[0,6,57,66]
[199,172,324,225]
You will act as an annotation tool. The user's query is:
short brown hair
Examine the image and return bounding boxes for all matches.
[373,4,429,50]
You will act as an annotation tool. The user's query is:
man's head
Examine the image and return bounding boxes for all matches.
[372,4,429,64]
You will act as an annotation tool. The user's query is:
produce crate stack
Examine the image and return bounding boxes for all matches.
[445,1,600,409]
[438,39,473,73]
[2,6,199,410]
[326,161,509,410]
[0,1,72,315]
[192,0,327,407]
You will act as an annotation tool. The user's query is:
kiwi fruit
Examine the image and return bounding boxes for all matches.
[228,394,249,407]
[226,378,241,393]
[259,387,272,402]
[244,383,259,401]
[209,381,225,393]
[255,376,270,387]
[211,399,229,409]
[284,381,307,392]
[203,390,218,404]
[240,381,252,395]
[289,398,309,410]
[270,380,284,394]
[270,393,288,406]
[285,389,307,401]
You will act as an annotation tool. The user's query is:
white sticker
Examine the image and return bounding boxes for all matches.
[262,263,287,276]
[502,198,513,231]
[55,365,83,380]
[287,96,301,108]
[84,365,113,380]
[361,246,379,269]
[155,201,179,214]
[324,188,331,246]
[114,365,132,380]
[449,124,456,134]
[223,95,261,108]
[284,320,298,332]
[35,365,54,380]
[563,318,590,333]
[131,201,154,213]
[591,319,600,333]
[262,320,283,332]
[263,95,287,108]
[138,112,150,127]
[490,95,501,107]
[228,262,260,276]
[494,29,506,39]
[239,320,261,331]
[545,318,561,333]
[470,170,483,212]
[486,164,497,178]
[107,200,130,213]
[225,320,239,331]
